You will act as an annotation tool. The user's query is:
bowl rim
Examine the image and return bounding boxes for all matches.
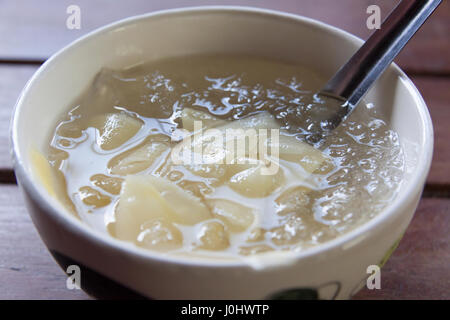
[10,5,434,268]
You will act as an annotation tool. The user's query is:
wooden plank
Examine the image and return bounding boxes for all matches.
[0,64,38,177]
[353,198,450,300]
[2,0,448,73]
[410,76,450,186]
[396,0,450,75]
[0,184,448,299]
[0,185,90,299]
[0,0,400,60]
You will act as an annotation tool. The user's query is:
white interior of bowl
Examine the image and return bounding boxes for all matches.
[11,7,433,267]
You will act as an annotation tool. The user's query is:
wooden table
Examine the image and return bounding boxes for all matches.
[0,0,448,300]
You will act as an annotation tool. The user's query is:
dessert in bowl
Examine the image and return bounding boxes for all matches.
[11,7,433,299]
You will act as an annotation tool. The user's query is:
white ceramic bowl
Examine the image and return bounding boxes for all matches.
[11,7,433,299]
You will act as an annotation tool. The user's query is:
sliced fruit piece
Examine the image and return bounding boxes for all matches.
[115,175,177,242]
[181,107,227,131]
[56,118,84,139]
[30,148,57,198]
[246,228,266,243]
[218,112,280,162]
[90,174,123,195]
[267,134,334,174]
[225,157,260,178]
[30,148,77,215]
[217,111,280,132]
[108,134,170,175]
[185,163,227,179]
[136,218,183,251]
[147,175,211,225]
[197,221,230,251]
[78,186,111,208]
[228,161,284,198]
[206,198,255,233]
[171,112,280,180]
[90,112,143,150]
[115,175,211,243]
[47,146,69,166]
[275,186,312,216]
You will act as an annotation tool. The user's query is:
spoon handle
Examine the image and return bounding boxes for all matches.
[321,0,442,107]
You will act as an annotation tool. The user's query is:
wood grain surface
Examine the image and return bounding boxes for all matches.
[0,185,90,299]
[354,198,450,300]
[0,0,448,300]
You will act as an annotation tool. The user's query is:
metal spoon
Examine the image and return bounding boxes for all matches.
[281,0,442,143]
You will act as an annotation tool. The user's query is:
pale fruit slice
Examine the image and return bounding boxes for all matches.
[115,175,211,243]
[30,148,57,198]
[267,134,334,174]
[228,160,284,198]
[78,186,111,209]
[90,174,123,195]
[197,221,230,251]
[173,127,226,165]
[108,134,170,175]
[224,157,260,178]
[56,118,84,139]
[217,111,280,132]
[246,228,266,243]
[147,175,211,225]
[185,163,227,179]
[136,218,183,251]
[218,112,280,161]
[176,112,279,162]
[275,186,312,216]
[181,107,227,132]
[90,112,143,150]
[171,112,279,179]
[115,175,176,242]
[30,148,77,215]
[206,199,255,233]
